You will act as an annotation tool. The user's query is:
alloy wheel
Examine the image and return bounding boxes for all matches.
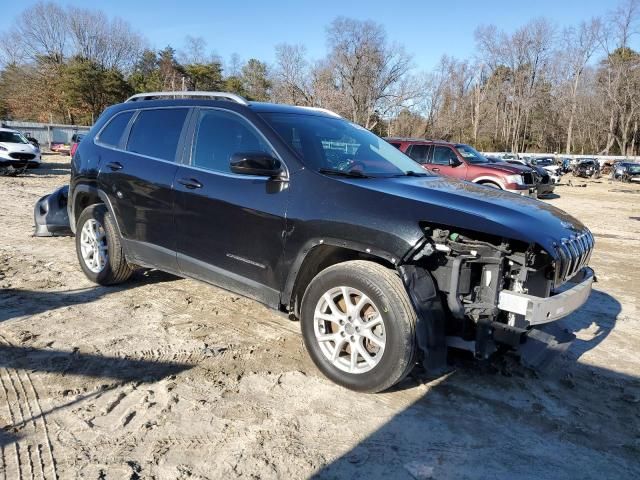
[313,286,386,374]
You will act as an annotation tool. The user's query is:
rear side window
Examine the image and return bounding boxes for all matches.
[407,144,430,163]
[191,109,275,173]
[98,111,133,147]
[127,108,188,161]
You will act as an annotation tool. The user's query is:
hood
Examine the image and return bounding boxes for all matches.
[344,175,586,258]
[0,142,37,153]
[480,162,532,174]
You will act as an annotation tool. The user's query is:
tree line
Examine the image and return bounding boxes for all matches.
[1,1,639,155]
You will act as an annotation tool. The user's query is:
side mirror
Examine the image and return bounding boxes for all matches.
[449,157,462,167]
[230,152,283,177]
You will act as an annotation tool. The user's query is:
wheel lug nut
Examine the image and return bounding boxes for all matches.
[350,336,355,342]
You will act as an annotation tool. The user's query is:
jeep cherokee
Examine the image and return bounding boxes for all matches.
[67,92,595,392]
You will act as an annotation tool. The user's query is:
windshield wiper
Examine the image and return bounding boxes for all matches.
[318,168,370,178]
[403,170,428,177]
[390,171,429,177]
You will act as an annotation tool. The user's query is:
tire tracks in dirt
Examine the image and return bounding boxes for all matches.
[0,334,57,480]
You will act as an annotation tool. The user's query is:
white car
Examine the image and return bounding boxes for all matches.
[0,128,41,168]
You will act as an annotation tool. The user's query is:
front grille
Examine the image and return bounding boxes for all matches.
[522,172,534,185]
[554,229,595,286]
[541,173,550,184]
[8,152,35,160]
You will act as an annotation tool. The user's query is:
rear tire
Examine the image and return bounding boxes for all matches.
[75,204,132,285]
[300,260,417,393]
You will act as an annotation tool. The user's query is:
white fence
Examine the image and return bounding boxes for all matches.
[1,120,92,148]
[483,152,640,165]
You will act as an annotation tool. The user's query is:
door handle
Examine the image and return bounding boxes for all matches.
[177,177,203,189]
[432,167,440,172]
[106,161,123,171]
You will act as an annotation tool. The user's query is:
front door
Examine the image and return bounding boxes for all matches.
[425,145,468,179]
[174,108,289,307]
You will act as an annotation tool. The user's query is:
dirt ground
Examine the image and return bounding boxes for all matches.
[0,154,639,479]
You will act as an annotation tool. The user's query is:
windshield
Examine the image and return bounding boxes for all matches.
[259,113,430,177]
[0,131,29,144]
[455,144,488,164]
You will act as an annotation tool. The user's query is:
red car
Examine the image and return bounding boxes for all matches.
[69,134,85,158]
[386,138,536,197]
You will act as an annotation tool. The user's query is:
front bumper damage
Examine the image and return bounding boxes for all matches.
[446,267,594,369]
[33,185,73,237]
[496,268,594,369]
[498,267,594,326]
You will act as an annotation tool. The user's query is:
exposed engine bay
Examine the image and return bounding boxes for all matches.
[405,226,595,368]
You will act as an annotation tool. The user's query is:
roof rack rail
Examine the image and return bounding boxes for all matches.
[125,91,249,106]
[383,136,432,142]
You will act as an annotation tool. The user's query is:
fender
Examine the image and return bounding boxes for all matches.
[69,183,99,234]
[69,184,125,242]
[281,237,406,308]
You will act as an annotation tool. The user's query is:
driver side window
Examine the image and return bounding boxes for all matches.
[191,109,275,173]
[432,146,457,166]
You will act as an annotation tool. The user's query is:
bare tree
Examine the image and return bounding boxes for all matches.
[67,7,143,72]
[560,18,601,153]
[271,43,313,105]
[325,17,413,129]
[180,35,208,65]
[226,53,243,77]
[12,1,68,64]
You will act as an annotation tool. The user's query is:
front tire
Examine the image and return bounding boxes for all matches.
[75,204,132,285]
[300,260,417,393]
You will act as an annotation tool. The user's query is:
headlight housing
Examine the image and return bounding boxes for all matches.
[0,146,7,151]
[505,174,524,185]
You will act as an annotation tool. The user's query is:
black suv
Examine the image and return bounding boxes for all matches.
[67,92,595,392]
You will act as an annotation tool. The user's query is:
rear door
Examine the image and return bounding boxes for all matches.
[406,144,432,166]
[97,107,190,271]
[173,108,289,307]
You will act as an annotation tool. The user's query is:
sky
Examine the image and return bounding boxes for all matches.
[0,0,629,71]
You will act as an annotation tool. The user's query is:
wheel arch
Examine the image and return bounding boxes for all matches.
[473,177,505,189]
[282,240,398,318]
[70,184,123,239]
